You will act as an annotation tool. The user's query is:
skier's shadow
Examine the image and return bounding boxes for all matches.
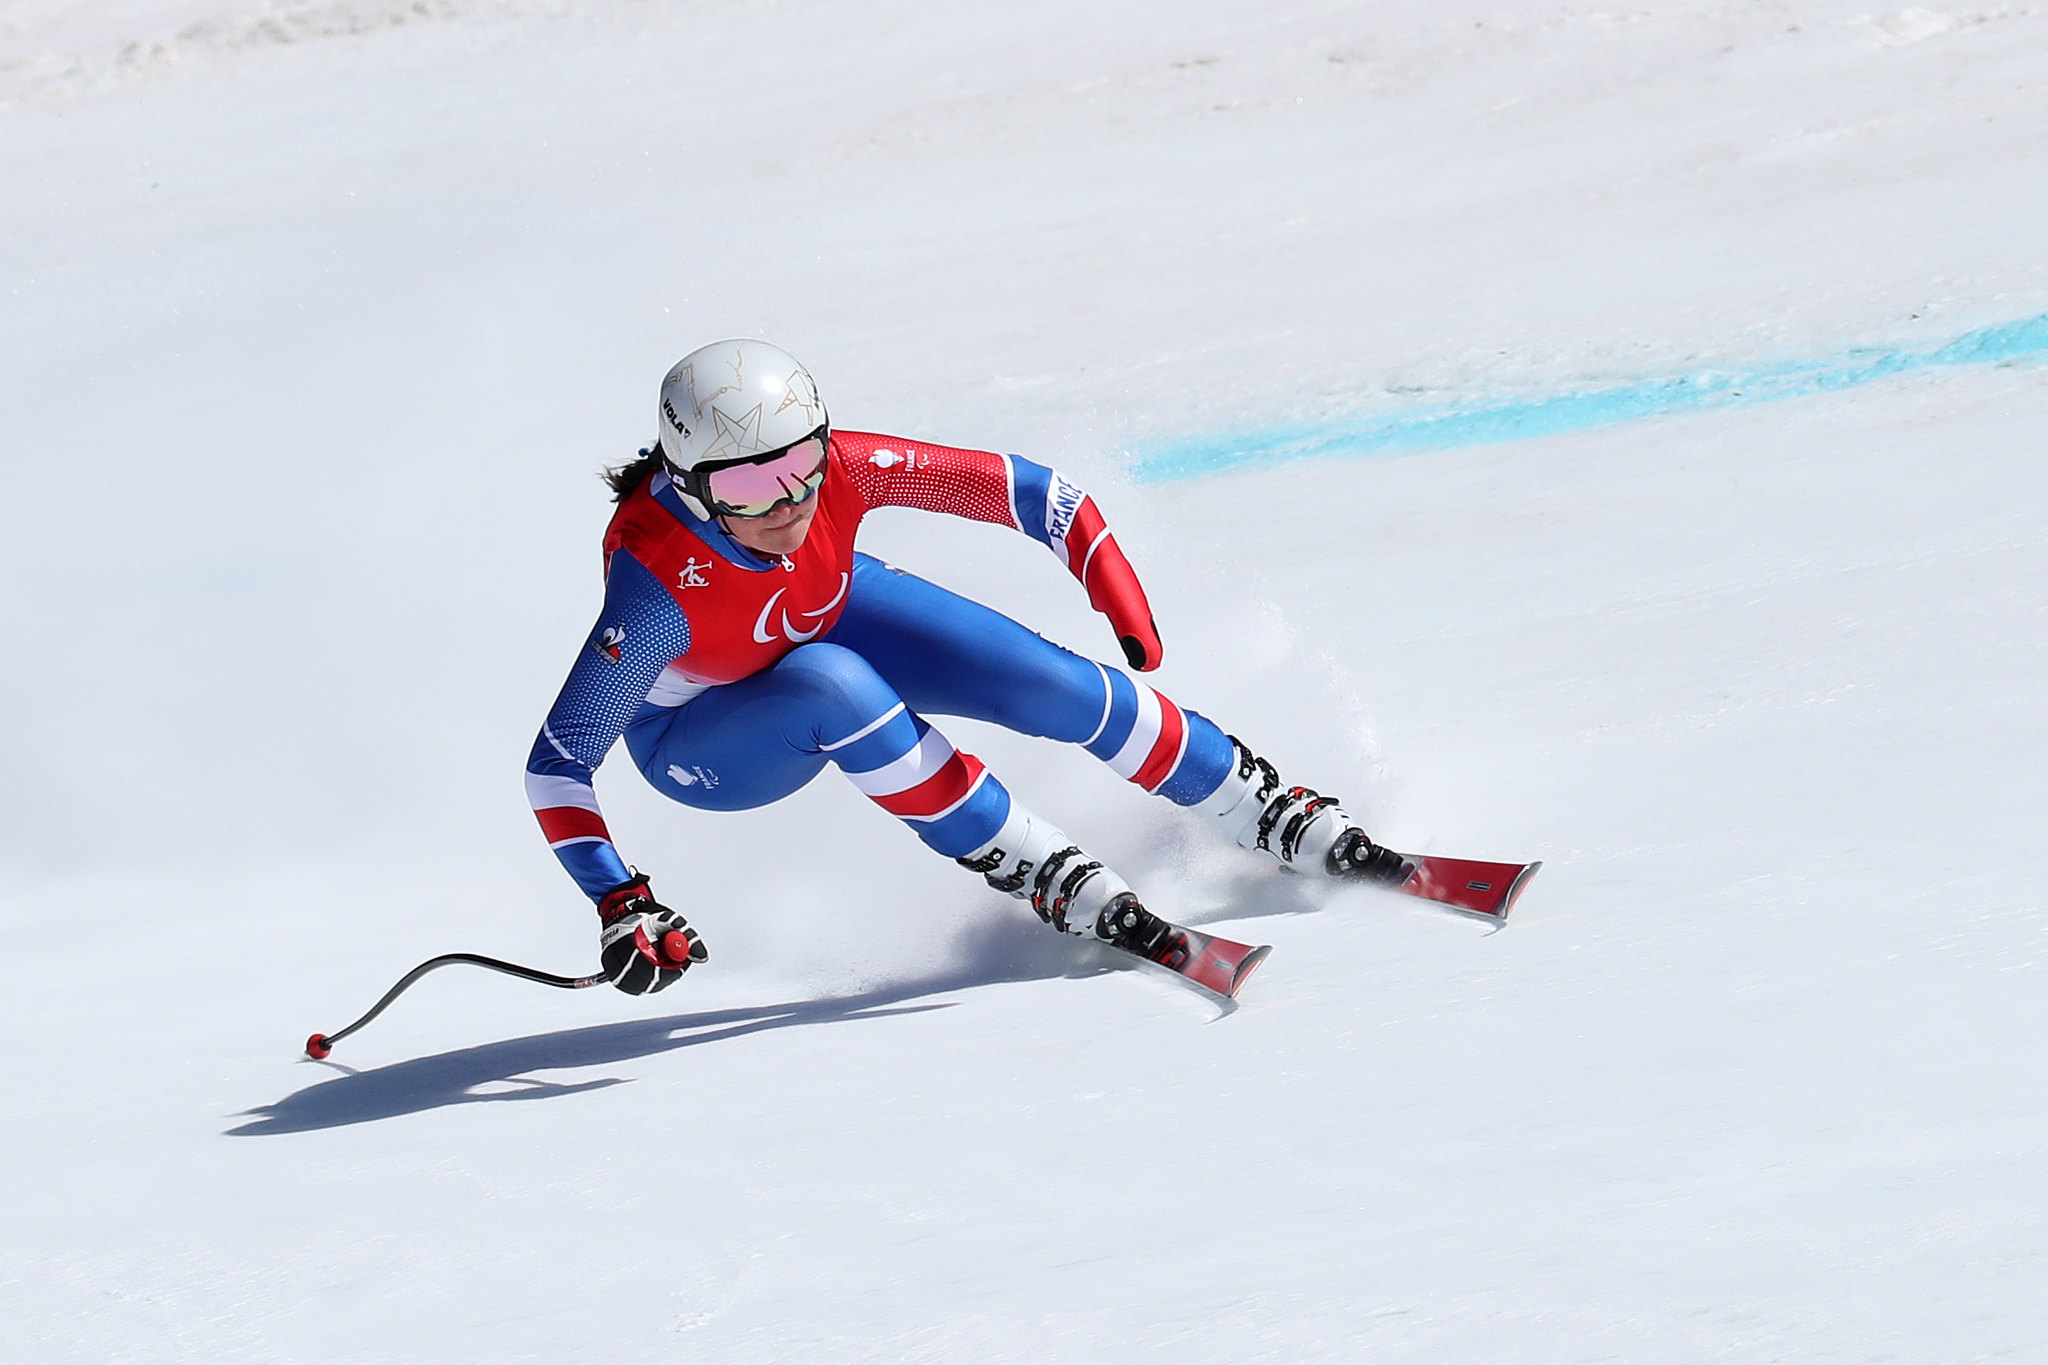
[228,874,1331,1138]
[227,942,1107,1137]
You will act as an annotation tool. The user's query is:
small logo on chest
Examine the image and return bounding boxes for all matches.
[752,572,851,645]
[678,557,711,590]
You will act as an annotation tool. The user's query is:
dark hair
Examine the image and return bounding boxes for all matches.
[604,444,667,503]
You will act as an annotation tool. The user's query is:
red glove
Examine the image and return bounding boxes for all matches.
[1061,495,1163,671]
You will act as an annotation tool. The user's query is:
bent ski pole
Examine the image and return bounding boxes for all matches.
[299,929,679,1064]
[306,929,701,1057]
[305,953,607,1058]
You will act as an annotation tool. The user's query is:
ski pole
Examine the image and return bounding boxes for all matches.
[303,931,694,1059]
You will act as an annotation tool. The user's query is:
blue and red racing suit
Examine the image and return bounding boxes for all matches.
[526,431,1238,901]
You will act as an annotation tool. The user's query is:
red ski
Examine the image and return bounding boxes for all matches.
[1392,855,1542,920]
[1151,923,1271,998]
[1100,903,1271,1000]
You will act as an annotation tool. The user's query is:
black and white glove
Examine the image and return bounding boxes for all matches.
[596,873,707,995]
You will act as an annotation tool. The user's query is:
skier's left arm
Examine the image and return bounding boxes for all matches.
[837,432,1164,670]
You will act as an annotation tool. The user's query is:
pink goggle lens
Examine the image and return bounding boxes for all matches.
[702,437,828,517]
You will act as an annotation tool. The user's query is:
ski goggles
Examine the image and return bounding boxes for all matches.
[694,431,830,519]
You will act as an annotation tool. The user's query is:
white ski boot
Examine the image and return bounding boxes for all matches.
[1198,737,1409,885]
[958,802,1281,991]
[956,802,1150,941]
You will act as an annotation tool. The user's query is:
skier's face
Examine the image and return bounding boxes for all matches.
[723,490,819,558]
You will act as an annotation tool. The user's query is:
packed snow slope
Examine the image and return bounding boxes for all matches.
[5,2,2047,1360]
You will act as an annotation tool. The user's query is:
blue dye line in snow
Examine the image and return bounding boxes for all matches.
[1132,312,2048,482]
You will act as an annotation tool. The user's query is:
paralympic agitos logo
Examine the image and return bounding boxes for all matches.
[751,573,850,645]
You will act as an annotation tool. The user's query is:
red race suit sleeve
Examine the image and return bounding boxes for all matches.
[831,430,1164,670]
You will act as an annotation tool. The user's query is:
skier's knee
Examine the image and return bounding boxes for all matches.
[773,643,903,740]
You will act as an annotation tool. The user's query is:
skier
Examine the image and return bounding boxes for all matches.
[527,338,1410,997]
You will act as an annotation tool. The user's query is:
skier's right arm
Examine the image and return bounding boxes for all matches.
[524,549,692,902]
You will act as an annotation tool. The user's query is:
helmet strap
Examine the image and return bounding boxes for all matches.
[661,462,716,521]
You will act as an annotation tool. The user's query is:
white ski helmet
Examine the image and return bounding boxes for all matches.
[656,339,829,519]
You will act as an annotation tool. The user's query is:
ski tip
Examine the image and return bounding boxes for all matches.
[1498,861,1544,921]
[305,1033,332,1060]
[1227,944,1273,998]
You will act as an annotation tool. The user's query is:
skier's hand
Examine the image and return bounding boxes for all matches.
[1078,529,1163,671]
[1046,485,1163,670]
[596,873,707,995]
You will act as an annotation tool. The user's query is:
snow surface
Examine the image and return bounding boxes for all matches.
[5,1,2048,1359]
